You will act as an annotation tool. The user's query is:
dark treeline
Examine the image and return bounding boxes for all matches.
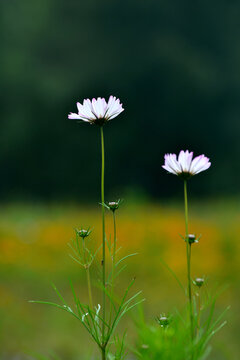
[1,0,240,201]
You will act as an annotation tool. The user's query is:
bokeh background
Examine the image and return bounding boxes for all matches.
[0,0,239,359]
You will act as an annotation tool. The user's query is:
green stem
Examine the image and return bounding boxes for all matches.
[112,211,117,286]
[109,211,117,326]
[184,180,194,341]
[196,291,201,336]
[101,346,106,360]
[86,266,93,310]
[100,126,106,344]
[82,238,94,309]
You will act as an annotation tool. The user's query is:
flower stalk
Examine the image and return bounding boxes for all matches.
[32,95,140,360]
[184,180,194,341]
[80,233,94,310]
[109,209,117,325]
[86,266,93,310]
[112,210,117,291]
[101,347,106,360]
[100,126,106,348]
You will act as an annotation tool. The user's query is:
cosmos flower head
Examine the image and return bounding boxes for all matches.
[68,96,124,126]
[162,150,211,179]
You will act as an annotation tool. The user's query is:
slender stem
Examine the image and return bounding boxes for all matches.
[101,346,106,360]
[196,291,201,336]
[86,266,93,309]
[82,238,94,309]
[109,211,117,326]
[100,126,106,344]
[184,180,194,341]
[112,211,117,285]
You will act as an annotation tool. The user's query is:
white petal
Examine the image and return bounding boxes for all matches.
[163,154,181,174]
[77,102,94,120]
[162,164,177,175]
[68,113,81,119]
[178,150,192,172]
[97,97,107,118]
[178,151,186,171]
[106,96,123,119]
[190,155,211,174]
[186,151,193,171]
[193,160,211,174]
[107,108,124,120]
[69,96,124,123]
[91,98,100,118]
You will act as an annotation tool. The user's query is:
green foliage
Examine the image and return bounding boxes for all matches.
[30,225,143,358]
[68,228,100,268]
[135,285,228,360]
[108,333,127,360]
[27,350,61,360]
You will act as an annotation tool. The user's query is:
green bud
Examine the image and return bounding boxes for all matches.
[193,277,204,288]
[108,201,119,211]
[186,234,198,244]
[77,229,90,238]
[106,199,122,212]
[157,314,169,328]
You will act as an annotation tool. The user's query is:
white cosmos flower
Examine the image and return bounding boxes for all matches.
[162,150,211,178]
[68,96,124,125]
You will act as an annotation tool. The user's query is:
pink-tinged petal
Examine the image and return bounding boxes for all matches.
[178,150,193,172]
[163,150,211,177]
[178,150,187,171]
[82,99,96,119]
[96,97,107,118]
[163,153,181,174]
[107,108,124,120]
[193,160,211,174]
[68,113,81,119]
[95,98,102,117]
[77,101,83,113]
[106,96,124,119]
[162,165,177,175]
[83,99,93,113]
[91,98,99,117]
[190,155,208,174]
[68,96,124,124]
[107,96,117,111]
[186,151,193,171]
[77,101,95,120]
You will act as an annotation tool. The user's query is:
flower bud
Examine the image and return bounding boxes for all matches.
[78,229,89,238]
[193,277,204,288]
[157,315,169,328]
[106,199,122,212]
[186,234,198,244]
[108,201,119,211]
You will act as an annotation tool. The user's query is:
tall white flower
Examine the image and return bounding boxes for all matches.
[162,150,211,178]
[68,96,124,125]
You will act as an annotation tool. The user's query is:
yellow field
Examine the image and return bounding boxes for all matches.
[0,199,239,359]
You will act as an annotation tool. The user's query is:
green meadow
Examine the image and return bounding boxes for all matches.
[0,199,239,359]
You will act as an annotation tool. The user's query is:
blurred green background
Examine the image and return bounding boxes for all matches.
[1,0,240,200]
[0,1,240,359]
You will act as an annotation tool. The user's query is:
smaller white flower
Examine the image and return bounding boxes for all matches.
[68,96,124,125]
[162,150,211,179]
